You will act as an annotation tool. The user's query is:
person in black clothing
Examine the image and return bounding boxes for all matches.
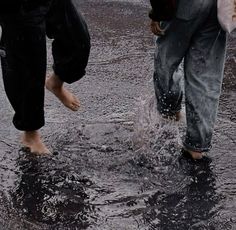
[0,0,90,154]
[149,0,227,160]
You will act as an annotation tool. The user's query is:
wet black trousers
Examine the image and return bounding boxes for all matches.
[0,0,90,131]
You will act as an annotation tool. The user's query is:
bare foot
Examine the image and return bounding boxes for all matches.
[162,111,182,122]
[45,73,80,111]
[182,148,204,160]
[21,131,51,155]
[175,111,182,122]
[189,151,203,160]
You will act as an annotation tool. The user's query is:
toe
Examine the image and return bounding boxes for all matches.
[71,104,79,111]
[75,100,80,106]
[73,97,80,106]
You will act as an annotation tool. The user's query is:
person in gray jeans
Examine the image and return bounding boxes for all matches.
[149,0,227,160]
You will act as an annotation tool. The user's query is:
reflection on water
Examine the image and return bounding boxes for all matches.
[11,154,96,229]
[144,157,219,230]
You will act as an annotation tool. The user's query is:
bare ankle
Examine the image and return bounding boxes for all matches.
[175,111,182,121]
[182,148,203,160]
[21,131,51,154]
[189,151,203,160]
[23,130,40,142]
[46,73,63,90]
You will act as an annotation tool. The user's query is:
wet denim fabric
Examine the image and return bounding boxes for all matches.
[153,0,227,152]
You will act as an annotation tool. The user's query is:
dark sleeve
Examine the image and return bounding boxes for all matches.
[0,0,51,14]
[149,0,160,21]
[0,1,22,14]
[150,0,158,12]
[149,0,177,21]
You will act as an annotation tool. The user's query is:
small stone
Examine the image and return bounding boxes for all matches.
[101,145,113,152]
[53,151,59,155]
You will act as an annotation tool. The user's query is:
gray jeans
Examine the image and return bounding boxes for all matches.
[153,0,227,152]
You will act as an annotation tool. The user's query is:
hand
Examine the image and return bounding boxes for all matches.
[150,20,165,36]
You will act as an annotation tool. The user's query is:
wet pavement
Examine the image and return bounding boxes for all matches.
[0,0,236,229]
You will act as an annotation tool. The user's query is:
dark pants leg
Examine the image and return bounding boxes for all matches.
[1,26,47,131]
[0,0,90,131]
[0,2,51,131]
[46,0,91,84]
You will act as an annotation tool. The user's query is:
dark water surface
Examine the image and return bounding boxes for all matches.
[0,0,235,229]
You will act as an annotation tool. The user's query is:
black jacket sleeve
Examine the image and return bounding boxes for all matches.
[149,0,177,21]
[0,0,51,14]
[0,0,52,23]
[0,1,22,14]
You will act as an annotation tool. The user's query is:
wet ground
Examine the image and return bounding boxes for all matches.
[0,0,236,229]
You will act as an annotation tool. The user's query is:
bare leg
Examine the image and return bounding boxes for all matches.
[45,73,80,111]
[21,131,50,154]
